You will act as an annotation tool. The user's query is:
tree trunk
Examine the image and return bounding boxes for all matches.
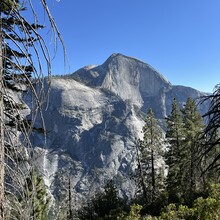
[150,118,155,202]
[68,177,73,220]
[135,143,148,202]
[0,13,5,220]
[151,149,155,201]
[189,141,196,204]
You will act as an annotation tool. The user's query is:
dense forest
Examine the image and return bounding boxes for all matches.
[0,0,220,220]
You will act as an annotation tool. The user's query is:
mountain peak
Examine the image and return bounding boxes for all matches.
[104,53,169,81]
[109,53,122,58]
[103,53,129,64]
[73,53,172,109]
[106,53,144,63]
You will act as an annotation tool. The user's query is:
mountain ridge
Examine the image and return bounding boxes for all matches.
[22,53,210,207]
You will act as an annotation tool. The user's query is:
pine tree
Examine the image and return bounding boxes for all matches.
[77,180,124,220]
[136,109,165,204]
[165,98,185,203]
[181,97,205,204]
[26,171,50,220]
[0,1,19,218]
[165,97,219,205]
[1,0,44,90]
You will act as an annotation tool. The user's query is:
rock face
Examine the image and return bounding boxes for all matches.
[26,53,209,205]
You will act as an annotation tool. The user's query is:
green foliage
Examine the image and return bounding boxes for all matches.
[124,204,142,220]
[181,97,206,204]
[165,97,209,205]
[1,0,44,90]
[97,204,157,220]
[7,170,50,220]
[76,98,219,220]
[112,204,159,220]
[192,183,220,220]
[193,197,219,220]
[0,0,19,12]
[77,180,126,220]
[165,98,185,203]
[159,203,194,220]
[159,184,220,220]
[26,171,50,220]
[135,109,165,205]
[100,208,127,220]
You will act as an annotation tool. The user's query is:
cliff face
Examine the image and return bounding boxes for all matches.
[24,53,209,204]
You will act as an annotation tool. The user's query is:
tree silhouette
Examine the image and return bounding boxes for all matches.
[0,0,65,218]
[201,84,220,172]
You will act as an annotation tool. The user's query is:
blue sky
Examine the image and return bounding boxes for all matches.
[34,0,220,92]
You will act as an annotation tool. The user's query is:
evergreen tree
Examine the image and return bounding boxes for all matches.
[135,109,165,204]
[1,0,45,90]
[181,97,205,204]
[26,171,50,220]
[165,97,219,206]
[165,98,185,203]
[77,180,125,220]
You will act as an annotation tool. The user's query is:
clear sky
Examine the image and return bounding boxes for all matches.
[34,0,220,93]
